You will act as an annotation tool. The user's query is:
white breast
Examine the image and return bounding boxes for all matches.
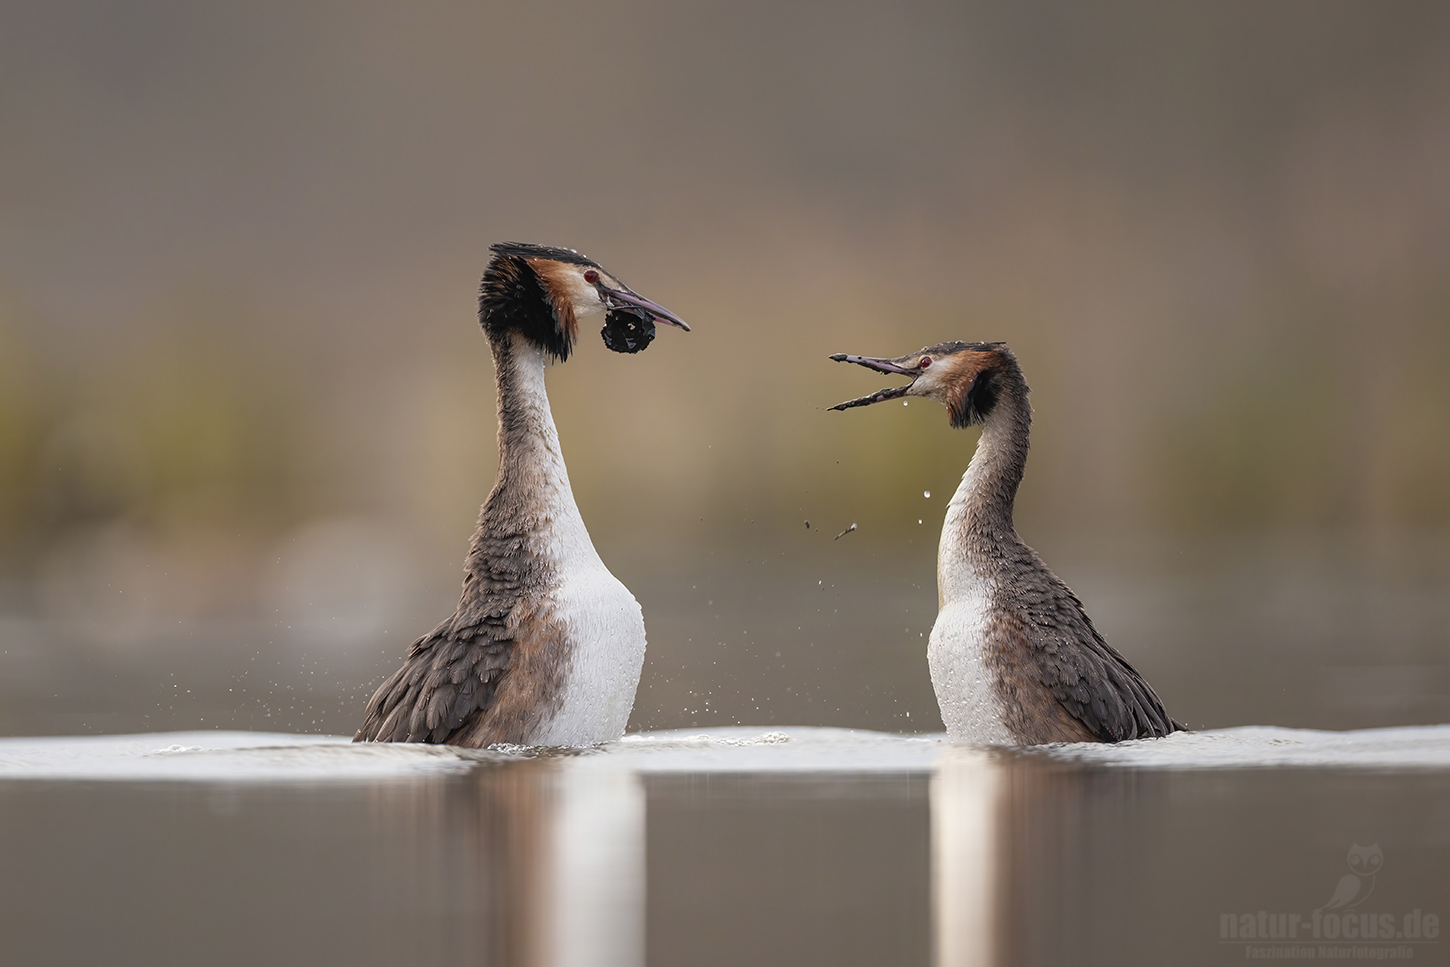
[532,559,647,746]
[929,582,1014,745]
[524,500,645,747]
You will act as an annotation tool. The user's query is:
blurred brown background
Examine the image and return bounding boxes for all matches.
[1,0,1448,737]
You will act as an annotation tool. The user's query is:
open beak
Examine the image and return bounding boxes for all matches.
[827,352,918,410]
[601,285,691,331]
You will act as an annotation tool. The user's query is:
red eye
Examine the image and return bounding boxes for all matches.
[919,357,932,369]
[583,270,599,284]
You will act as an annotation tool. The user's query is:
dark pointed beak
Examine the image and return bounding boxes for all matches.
[602,285,691,331]
[829,353,916,375]
[827,352,916,411]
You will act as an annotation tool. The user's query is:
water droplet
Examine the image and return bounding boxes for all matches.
[923,490,931,498]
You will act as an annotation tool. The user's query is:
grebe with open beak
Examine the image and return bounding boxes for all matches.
[831,342,1181,744]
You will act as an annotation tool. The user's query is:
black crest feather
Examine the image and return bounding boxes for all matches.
[478,244,578,361]
[489,241,600,268]
[953,371,1000,428]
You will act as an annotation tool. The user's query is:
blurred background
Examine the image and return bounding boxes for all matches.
[1,0,1448,737]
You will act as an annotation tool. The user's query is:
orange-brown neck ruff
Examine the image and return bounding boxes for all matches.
[937,348,1012,430]
[478,252,579,362]
[527,258,588,351]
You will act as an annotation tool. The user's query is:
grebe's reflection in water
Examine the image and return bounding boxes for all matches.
[931,748,999,967]
[546,759,645,967]
[382,754,645,967]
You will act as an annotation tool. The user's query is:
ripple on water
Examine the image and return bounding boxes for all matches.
[0,723,1448,782]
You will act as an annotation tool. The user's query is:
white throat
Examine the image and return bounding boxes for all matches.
[937,418,1012,606]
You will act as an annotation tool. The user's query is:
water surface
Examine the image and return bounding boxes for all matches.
[1,726,1446,966]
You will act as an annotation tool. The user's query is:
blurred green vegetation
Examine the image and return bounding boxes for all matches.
[0,299,314,575]
[3,274,1449,586]
[0,319,52,558]
[1147,293,1450,531]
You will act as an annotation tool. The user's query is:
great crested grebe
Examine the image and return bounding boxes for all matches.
[830,342,1181,744]
[355,242,690,747]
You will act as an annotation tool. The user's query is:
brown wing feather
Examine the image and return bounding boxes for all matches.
[989,613,1100,744]
[354,598,568,748]
[998,563,1182,744]
[354,489,573,751]
[353,614,513,745]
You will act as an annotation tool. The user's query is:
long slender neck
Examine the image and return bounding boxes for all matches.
[472,331,589,552]
[938,379,1031,601]
[491,332,568,484]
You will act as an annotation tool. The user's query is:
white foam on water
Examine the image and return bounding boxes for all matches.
[0,731,486,781]
[605,726,944,774]
[0,727,943,782]
[1035,724,1450,770]
[0,723,1448,782]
